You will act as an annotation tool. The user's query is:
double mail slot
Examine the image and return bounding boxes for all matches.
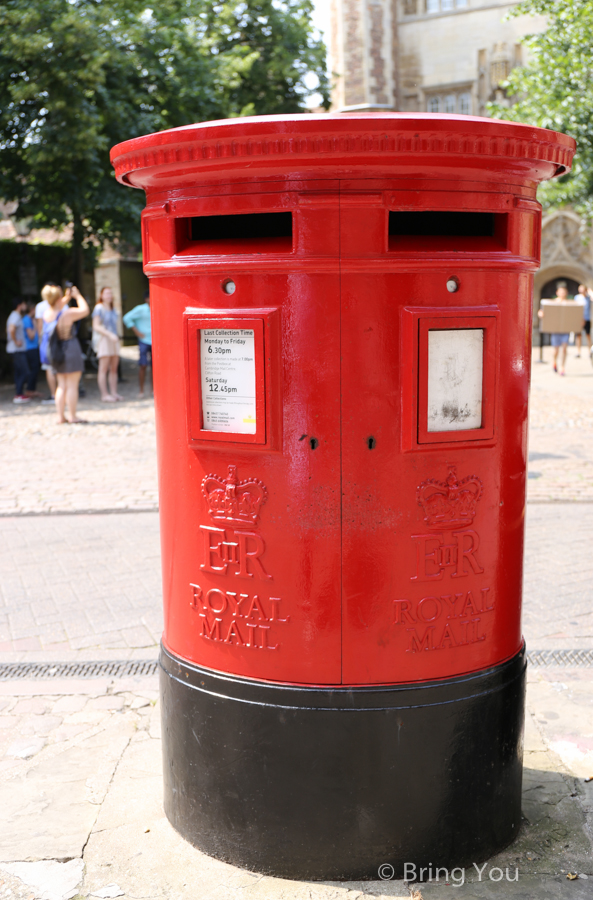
[171,209,508,256]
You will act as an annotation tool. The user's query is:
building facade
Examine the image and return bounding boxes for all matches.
[329,0,593,317]
[329,0,544,116]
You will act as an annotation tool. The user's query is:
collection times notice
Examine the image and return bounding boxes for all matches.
[200,329,257,434]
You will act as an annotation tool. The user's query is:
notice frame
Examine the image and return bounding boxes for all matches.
[400,306,499,450]
[184,311,269,446]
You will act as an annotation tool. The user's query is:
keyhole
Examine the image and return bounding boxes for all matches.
[309,437,319,450]
[367,436,376,449]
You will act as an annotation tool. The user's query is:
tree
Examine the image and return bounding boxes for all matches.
[0,0,329,283]
[490,0,593,218]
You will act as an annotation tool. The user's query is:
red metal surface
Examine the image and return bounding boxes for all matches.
[111,114,575,686]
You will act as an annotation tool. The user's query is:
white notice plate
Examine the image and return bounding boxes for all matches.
[427,329,484,432]
[200,329,256,433]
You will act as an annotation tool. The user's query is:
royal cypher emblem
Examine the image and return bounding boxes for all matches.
[417,466,483,532]
[202,465,267,529]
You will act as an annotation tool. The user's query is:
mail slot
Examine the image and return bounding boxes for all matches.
[111,114,575,880]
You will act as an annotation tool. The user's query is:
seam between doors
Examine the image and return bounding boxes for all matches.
[339,180,343,685]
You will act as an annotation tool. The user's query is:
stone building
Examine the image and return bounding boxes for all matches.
[329,0,545,116]
[329,0,593,318]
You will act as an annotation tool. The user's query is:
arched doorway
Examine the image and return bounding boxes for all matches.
[540,277,580,299]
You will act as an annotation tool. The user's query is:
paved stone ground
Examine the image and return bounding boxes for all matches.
[0,350,157,516]
[528,345,593,501]
[523,503,593,650]
[0,513,162,660]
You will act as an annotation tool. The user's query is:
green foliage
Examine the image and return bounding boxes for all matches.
[489,0,593,217]
[0,0,328,274]
[204,1,329,117]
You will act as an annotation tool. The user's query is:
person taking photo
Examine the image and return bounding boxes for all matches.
[43,283,89,424]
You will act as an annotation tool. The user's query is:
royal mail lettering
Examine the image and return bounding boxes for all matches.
[394,589,493,624]
[406,618,485,653]
[394,588,493,653]
[190,583,289,650]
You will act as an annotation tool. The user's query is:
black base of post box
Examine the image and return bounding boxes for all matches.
[160,644,526,882]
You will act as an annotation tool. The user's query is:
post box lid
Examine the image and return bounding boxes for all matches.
[110,113,575,192]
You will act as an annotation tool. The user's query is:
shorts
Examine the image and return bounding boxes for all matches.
[41,363,56,373]
[550,333,569,347]
[138,341,152,366]
[584,320,591,336]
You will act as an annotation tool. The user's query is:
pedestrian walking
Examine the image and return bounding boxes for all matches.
[92,287,122,402]
[43,283,89,424]
[538,282,572,376]
[123,290,152,398]
[36,285,58,404]
[576,283,592,360]
[22,302,41,395]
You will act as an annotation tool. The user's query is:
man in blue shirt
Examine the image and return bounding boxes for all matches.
[123,290,152,398]
[6,298,31,403]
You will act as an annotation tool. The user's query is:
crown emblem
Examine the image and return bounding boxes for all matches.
[417,466,483,532]
[202,465,267,528]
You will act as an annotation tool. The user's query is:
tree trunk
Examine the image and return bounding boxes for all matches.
[71,209,85,289]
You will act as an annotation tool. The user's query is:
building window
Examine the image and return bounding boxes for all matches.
[403,0,417,13]
[425,0,468,11]
[458,93,471,114]
[490,58,510,87]
[426,92,473,115]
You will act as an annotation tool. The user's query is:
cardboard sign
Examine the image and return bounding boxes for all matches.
[539,300,584,334]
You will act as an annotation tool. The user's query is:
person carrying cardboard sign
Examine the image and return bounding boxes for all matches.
[538,282,580,375]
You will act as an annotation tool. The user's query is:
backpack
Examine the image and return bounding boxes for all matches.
[48,313,65,367]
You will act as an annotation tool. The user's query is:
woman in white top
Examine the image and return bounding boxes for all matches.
[92,287,122,402]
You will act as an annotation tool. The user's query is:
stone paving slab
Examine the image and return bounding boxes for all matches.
[0,668,591,900]
[0,513,162,661]
[522,503,593,650]
[528,346,593,502]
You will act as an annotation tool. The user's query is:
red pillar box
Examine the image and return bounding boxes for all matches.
[111,115,574,880]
